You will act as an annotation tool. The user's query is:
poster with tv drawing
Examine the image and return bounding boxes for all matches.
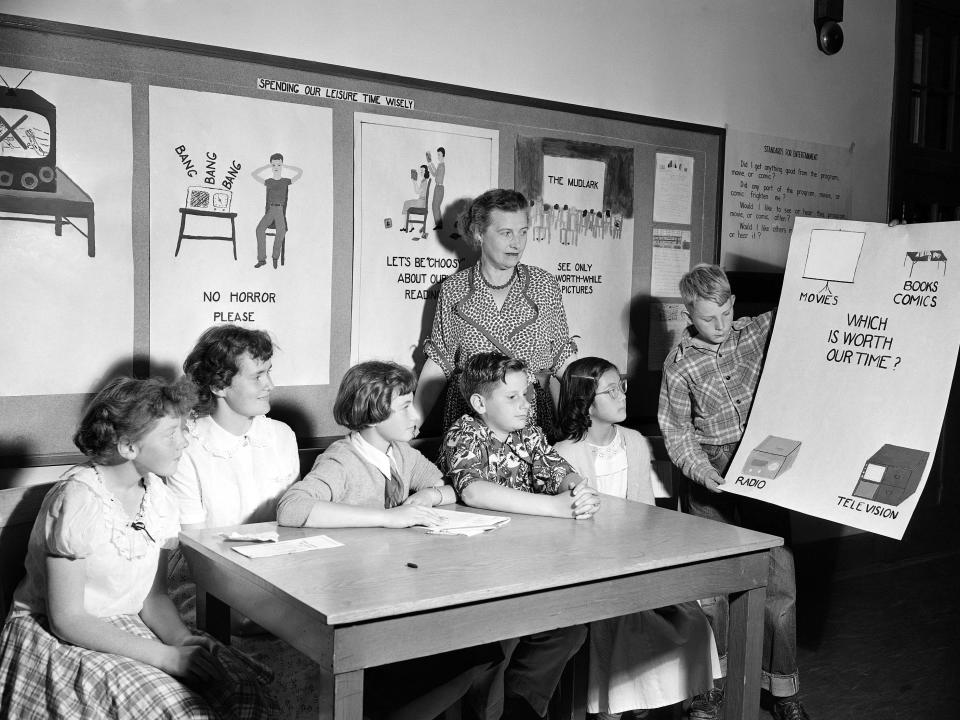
[723,217,959,539]
[149,86,332,385]
[0,66,133,396]
[351,113,498,366]
[515,136,635,370]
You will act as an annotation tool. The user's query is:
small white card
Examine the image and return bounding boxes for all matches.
[231,534,343,558]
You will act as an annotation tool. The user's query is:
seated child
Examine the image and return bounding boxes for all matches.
[167,324,299,625]
[277,360,501,720]
[0,377,277,720]
[441,351,598,720]
[165,324,307,718]
[554,357,722,720]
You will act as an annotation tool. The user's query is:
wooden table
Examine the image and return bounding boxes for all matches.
[0,168,95,256]
[179,498,782,720]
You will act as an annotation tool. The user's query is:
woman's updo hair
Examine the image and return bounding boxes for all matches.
[557,356,618,442]
[460,188,528,251]
[73,377,195,463]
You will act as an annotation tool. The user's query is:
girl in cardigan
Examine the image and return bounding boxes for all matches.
[0,377,277,720]
[277,360,500,720]
[555,357,722,720]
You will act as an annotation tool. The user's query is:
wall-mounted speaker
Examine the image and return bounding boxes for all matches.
[815,0,844,55]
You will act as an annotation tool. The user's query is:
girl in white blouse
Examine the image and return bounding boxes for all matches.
[0,377,276,720]
[555,357,721,720]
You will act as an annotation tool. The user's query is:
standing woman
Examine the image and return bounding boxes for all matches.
[0,377,276,720]
[414,188,577,437]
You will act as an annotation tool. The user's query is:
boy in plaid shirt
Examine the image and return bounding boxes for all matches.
[658,264,810,720]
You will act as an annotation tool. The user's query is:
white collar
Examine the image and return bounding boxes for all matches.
[189,414,270,459]
[350,432,396,478]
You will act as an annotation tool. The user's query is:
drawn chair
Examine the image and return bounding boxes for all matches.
[403,178,431,239]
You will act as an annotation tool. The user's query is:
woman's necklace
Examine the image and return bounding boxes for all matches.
[479,262,517,290]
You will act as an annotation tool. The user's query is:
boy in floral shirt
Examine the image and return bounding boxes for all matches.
[441,351,599,719]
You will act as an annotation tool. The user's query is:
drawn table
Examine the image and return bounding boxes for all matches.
[0,168,95,257]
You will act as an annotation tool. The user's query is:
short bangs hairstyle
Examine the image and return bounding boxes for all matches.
[333,361,417,431]
[74,376,195,464]
[460,188,528,251]
[459,352,527,403]
[183,324,274,417]
[679,263,732,306]
[557,356,618,442]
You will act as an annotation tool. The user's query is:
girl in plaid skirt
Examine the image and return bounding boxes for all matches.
[0,377,278,720]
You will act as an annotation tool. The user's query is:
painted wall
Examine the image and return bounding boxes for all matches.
[1,1,896,540]
[6,0,895,223]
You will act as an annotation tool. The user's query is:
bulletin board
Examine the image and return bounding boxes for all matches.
[0,14,722,463]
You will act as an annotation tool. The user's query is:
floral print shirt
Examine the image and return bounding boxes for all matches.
[441,413,576,497]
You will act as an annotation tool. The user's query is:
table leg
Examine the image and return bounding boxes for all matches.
[55,215,63,236]
[87,211,95,257]
[320,668,364,720]
[195,582,231,644]
[175,212,187,256]
[725,584,766,720]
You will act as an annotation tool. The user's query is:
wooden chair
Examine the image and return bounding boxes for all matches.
[403,179,431,238]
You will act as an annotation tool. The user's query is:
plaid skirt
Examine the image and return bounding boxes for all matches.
[0,613,279,720]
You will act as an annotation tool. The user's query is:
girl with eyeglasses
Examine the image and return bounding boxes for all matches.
[555,357,721,720]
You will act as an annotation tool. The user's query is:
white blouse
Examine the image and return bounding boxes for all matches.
[588,427,630,499]
[166,414,299,528]
[11,464,180,618]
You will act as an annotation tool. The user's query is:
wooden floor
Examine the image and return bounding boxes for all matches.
[794,550,960,720]
[620,546,960,720]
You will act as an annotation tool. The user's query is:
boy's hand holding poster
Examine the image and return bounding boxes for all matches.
[724,217,959,539]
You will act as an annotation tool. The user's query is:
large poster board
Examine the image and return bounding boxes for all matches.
[723,218,960,539]
[0,66,133,396]
[516,136,635,369]
[721,129,852,271]
[149,86,332,385]
[351,114,498,366]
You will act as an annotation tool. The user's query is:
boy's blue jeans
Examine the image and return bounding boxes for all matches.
[683,442,801,698]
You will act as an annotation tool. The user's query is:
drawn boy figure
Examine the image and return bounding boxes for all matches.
[426,146,446,230]
[252,152,303,269]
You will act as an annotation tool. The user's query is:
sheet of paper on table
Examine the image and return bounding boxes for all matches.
[425,508,510,536]
[232,534,344,558]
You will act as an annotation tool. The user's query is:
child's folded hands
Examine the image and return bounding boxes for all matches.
[563,477,601,520]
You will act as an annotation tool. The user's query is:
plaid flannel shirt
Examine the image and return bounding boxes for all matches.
[658,311,774,486]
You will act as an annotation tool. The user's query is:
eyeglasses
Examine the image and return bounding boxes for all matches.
[594,377,628,398]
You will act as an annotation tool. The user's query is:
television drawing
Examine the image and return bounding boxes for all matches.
[802,228,864,295]
[0,71,96,256]
[0,72,56,192]
[851,444,929,507]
